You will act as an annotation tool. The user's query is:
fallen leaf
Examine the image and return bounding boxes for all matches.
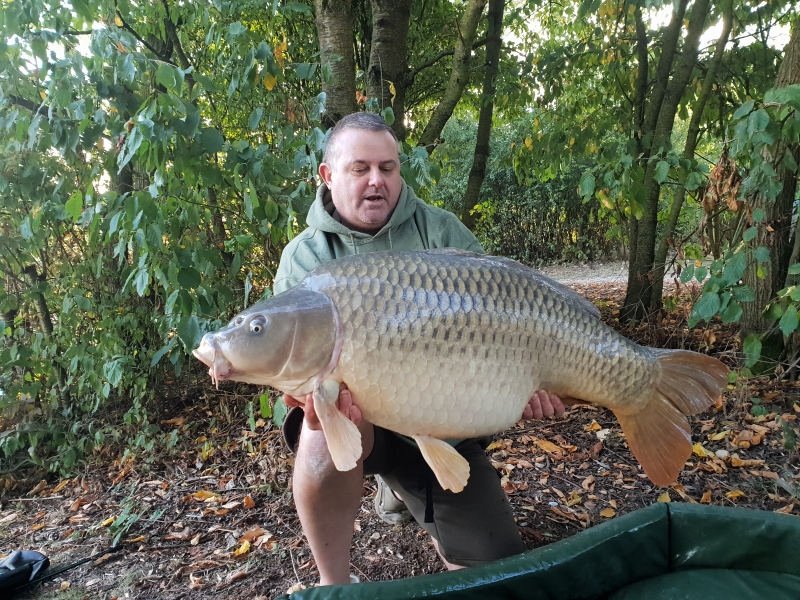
[241,526,268,543]
[29,480,48,496]
[161,416,186,426]
[101,517,115,527]
[191,533,202,545]
[287,583,307,594]
[609,500,617,509]
[221,501,241,510]
[763,391,780,402]
[534,438,562,454]
[582,475,595,491]
[775,504,794,514]
[726,490,745,500]
[700,491,712,504]
[165,527,192,541]
[730,455,765,468]
[243,495,255,510]
[566,491,582,507]
[657,492,671,503]
[708,431,729,441]
[234,540,250,557]
[550,506,577,521]
[0,513,18,524]
[52,480,71,493]
[692,443,713,458]
[590,441,603,458]
[60,581,70,591]
[30,523,47,531]
[596,429,610,440]
[584,420,602,432]
[599,508,616,518]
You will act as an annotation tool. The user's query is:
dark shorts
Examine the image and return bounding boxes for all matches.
[283,407,524,567]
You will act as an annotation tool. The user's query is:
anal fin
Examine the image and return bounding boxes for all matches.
[413,436,470,493]
[313,379,362,472]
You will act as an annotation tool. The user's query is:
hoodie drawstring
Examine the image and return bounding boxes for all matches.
[388,227,393,250]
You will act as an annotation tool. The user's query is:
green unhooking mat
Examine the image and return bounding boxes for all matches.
[277,503,800,599]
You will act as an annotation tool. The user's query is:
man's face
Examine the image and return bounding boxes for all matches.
[319,129,403,234]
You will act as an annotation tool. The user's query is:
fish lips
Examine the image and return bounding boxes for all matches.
[193,336,234,387]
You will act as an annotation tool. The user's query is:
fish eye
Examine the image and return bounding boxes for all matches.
[250,316,266,334]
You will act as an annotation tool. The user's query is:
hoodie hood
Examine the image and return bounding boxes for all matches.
[306,181,418,244]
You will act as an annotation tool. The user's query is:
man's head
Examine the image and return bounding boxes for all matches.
[319,113,403,234]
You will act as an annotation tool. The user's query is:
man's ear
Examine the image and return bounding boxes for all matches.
[319,162,333,186]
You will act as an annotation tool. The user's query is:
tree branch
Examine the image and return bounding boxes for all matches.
[406,36,493,85]
[115,9,176,64]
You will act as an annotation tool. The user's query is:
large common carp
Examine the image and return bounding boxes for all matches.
[194,250,728,492]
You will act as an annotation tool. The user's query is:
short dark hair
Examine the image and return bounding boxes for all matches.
[323,112,400,168]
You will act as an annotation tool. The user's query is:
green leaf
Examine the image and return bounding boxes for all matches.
[754,246,770,263]
[259,393,272,419]
[200,128,224,154]
[177,267,201,289]
[382,106,395,126]
[692,292,721,322]
[748,109,770,133]
[273,397,289,426]
[720,299,742,324]
[264,199,279,223]
[177,316,203,351]
[779,306,799,336]
[743,334,762,368]
[65,190,83,221]
[752,208,766,223]
[150,339,176,367]
[156,63,178,91]
[764,302,784,321]
[134,269,149,296]
[731,285,755,303]
[248,107,264,130]
[789,263,800,275]
[695,266,708,282]
[733,100,755,120]
[653,160,669,184]
[680,264,695,284]
[103,359,125,387]
[742,226,758,242]
[578,172,595,197]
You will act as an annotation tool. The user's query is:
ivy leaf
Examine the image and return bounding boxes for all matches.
[743,334,762,368]
[177,316,203,351]
[65,190,83,221]
[779,306,799,337]
[653,160,669,184]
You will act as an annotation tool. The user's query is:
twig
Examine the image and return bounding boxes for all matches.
[7,495,65,502]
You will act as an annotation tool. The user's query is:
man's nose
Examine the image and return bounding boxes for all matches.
[368,167,385,188]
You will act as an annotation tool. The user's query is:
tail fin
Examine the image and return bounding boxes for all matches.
[614,349,728,487]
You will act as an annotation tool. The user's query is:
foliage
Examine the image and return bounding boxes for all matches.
[430,118,618,264]
[686,85,800,366]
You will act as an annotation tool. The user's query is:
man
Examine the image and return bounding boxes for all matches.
[273,113,564,586]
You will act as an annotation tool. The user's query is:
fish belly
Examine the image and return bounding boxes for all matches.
[310,251,655,439]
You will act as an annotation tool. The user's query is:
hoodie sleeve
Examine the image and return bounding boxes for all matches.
[273,231,329,294]
[420,202,485,254]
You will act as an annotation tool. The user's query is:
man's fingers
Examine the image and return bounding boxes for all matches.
[283,394,301,408]
[303,395,322,431]
[549,392,566,417]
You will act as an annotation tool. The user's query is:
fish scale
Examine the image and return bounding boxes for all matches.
[309,251,649,439]
[194,249,729,490]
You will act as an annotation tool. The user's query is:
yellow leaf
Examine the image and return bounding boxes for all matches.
[708,431,729,441]
[726,489,745,500]
[115,15,123,27]
[569,137,575,147]
[263,72,277,91]
[692,443,712,458]
[584,420,602,432]
[31,523,47,531]
[695,259,703,267]
[234,539,250,556]
[599,508,616,518]
[534,438,562,454]
[101,517,115,527]
[52,480,71,493]
[40,91,47,100]
[388,81,396,103]
[274,37,287,68]
[524,137,533,150]
[566,491,582,507]
[657,492,671,503]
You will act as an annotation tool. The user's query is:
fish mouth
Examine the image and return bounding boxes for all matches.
[193,337,234,389]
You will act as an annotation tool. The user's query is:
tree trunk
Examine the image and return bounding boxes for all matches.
[742,19,800,337]
[416,0,487,152]
[623,0,709,321]
[461,0,504,231]
[315,0,358,126]
[366,0,412,141]
[650,0,733,309]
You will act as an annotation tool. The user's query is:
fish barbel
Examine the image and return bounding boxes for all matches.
[193,250,728,492]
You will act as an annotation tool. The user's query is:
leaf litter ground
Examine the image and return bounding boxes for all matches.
[3,277,800,599]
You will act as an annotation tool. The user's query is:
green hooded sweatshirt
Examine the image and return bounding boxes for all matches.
[273,181,484,294]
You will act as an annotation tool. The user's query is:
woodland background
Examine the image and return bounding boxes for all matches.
[1,0,800,515]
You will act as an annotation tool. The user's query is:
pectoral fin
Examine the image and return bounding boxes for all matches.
[313,379,362,472]
[413,436,470,493]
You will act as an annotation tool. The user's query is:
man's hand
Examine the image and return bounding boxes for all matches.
[522,390,565,420]
[284,383,362,431]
